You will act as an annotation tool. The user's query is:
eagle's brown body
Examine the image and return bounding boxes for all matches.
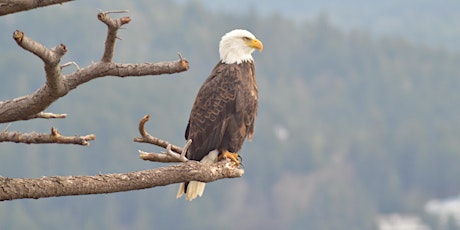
[185,61,258,162]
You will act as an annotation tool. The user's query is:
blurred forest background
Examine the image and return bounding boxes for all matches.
[1,0,460,229]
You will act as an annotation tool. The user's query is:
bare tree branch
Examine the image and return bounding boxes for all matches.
[0,13,189,124]
[0,0,74,16]
[138,139,191,163]
[0,127,95,145]
[0,160,244,201]
[134,114,185,154]
[139,150,181,163]
[97,11,131,62]
[13,30,67,95]
[134,114,194,163]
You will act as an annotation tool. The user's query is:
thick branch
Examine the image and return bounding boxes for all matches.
[0,160,244,201]
[0,0,73,16]
[0,127,95,145]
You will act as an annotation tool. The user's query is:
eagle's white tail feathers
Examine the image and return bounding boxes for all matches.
[176,182,185,199]
[186,181,206,201]
[176,181,206,200]
[176,150,219,201]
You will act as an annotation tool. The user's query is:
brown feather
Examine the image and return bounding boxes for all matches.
[185,61,258,161]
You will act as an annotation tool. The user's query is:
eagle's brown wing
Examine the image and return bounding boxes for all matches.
[185,61,257,161]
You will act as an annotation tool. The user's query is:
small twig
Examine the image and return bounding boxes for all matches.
[136,115,193,163]
[177,52,189,70]
[165,140,190,162]
[60,61,80,71]
[181,139,192,159]
[177,52,184,60]
[139,141,190,163]
[2,124,12,132]
[97,9,129,14]
[134,115,184,153]
[138,150,181,163]
[30,112,67,119]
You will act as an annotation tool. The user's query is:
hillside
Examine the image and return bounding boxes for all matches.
[1,1,460,229]
[194,0,460,50]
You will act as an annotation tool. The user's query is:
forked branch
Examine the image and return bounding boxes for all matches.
[97,10,131,62]
[134,114,191,162]
[0,12,189,124]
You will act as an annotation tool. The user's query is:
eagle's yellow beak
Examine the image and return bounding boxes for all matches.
[248,38,263,52]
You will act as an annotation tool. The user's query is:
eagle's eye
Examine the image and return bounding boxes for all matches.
[242,36,251,41]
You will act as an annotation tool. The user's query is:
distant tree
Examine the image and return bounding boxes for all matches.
[0,2,242,201]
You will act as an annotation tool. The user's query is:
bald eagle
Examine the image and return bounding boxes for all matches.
[176,29,263,201]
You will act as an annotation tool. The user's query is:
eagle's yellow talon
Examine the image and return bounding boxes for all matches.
[219,150,240,166]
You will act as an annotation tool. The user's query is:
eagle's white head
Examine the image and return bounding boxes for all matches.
[219,29,263,64]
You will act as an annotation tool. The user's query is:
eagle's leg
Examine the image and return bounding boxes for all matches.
[219,150,240,166]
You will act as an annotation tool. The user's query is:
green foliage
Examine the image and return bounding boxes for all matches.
[1,0,460,229]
